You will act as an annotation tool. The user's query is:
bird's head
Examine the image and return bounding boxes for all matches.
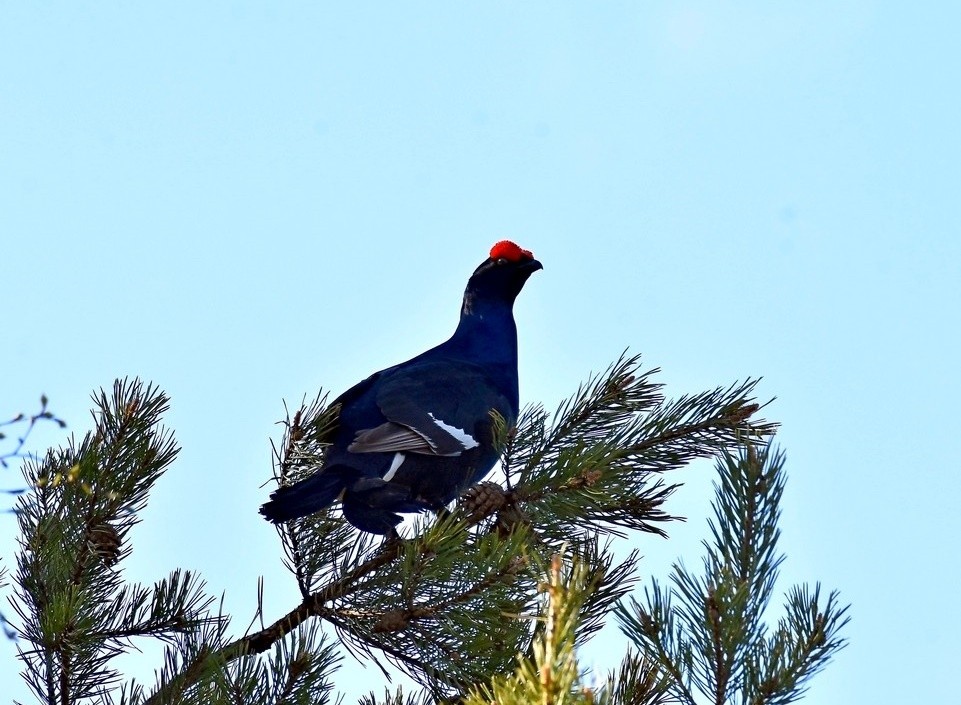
[463,241,543,312]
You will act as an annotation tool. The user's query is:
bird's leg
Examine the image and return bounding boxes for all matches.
[380,528,407,556]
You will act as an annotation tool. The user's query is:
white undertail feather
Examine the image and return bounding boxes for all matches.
[383,452,405,481]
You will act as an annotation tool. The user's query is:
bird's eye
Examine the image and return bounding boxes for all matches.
[496,258,508,265]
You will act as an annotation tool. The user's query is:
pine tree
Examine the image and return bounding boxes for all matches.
[614,444,850,705]
[4,354,848,704]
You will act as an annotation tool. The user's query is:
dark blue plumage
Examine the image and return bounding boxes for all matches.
[260,241,542,534]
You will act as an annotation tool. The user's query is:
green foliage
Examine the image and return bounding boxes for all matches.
[2,394,67,640]
[602,651,673,705]
[254,352,772,697]
[464,553,596,705]
[12,381,203,703]
[9,381,338,705]
[616,444,850,705]
[502,353,772,542]
[3,354,848,705]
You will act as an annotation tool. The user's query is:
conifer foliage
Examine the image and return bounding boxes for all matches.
[2,394,67,640]
[4,355,848,704]
[615,444,850,705]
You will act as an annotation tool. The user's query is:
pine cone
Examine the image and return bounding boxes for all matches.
[495,504,531,538]
[461,481,508,520]
[373,610,410,633]
[89,523,121,565]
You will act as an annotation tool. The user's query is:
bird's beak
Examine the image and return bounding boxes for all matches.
[524,259,544,273]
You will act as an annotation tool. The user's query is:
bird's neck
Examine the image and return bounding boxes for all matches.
[446,299,519,367]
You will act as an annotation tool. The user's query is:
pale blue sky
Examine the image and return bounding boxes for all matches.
[2,3,959,703]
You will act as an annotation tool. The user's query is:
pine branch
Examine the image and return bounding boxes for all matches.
[602,650,676,705]
[497,355,774,544]
[202,623,340,705]
[10,355,822,705]
[166,352,770,699]
[616,442,850,705]
[358,686,433,705]
[617,582,699,705]
[139,539,403,705]
[143,515,537,700]
[2,397,68,642]
[463,553,597,705]
[145,361,681,699]
[746,585,850,705]
[11,380,193,704]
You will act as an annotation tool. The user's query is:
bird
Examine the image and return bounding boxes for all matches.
[260,240,542,534]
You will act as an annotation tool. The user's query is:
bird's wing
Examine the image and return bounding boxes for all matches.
[348,421,436,454]
[347,361,498,457]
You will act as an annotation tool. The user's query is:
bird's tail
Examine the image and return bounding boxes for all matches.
[259,469,349,523]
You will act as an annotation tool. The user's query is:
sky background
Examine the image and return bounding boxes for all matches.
[2,2,959,703]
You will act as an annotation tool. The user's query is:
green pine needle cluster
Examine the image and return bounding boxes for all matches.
[9,381,338,705]
[616,444,850,705]
[4,354,849,705]
[464,553,596,705]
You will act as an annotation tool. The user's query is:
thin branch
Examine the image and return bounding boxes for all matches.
[0,396,67,469]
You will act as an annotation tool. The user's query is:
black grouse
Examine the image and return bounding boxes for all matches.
[260,240,542,534]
